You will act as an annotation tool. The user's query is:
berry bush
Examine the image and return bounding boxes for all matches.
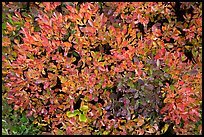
[2,2,202,135]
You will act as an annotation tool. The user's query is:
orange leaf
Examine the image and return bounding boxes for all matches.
[116,34,122,45]
[137,116,145,127]
[63,42,72,48]
[2,36,11,47]
[6,22,16,31]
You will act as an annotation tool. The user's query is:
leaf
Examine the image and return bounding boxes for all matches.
[20,116,27,123]
[156,59,160,67]
[67,110,80,118]
[137,118,145,127]
[190,69,198,75]
[133,56,139,64]
[134,92,139,99]
[66,5,77,13]
[20,125,26,132]
[138,79,144,85]
[170,85,175,91]
[79,113,87,122]
[37,123,48,127]
[110,93,117,99]
[58,75,67,84]
[103,130,111,135]
[105,104,112,110]
[161,124,169,134]
[2,36,11,47]
[129,89,137,93]
[2,22,6,30]
[166,43,174,48]
[146,84,154,91]
[72,51,79,57]
[80,105,88,112]
[63,42,72,48]
[126,112,131,120]
[127,81,134,88]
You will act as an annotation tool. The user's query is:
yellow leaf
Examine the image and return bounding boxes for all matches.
[133,118,138,122]
[38,123,48,127]
[33,119,38,125]
[132,114,136,119]
[145,117,151,121]
[42,69,46,75]
[76,19,84,25]
[145,125,155,134]
[152,41,158,47]
[161,124,169,134]
[166,43,174,48]
[103,130,111,135]
[59,75,67,83]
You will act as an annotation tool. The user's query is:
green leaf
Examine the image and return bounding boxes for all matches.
[20,116,27,123]
[79,113,87,122]
[76,5,80,12]
[70,22,75,27]
[14,21,23,26]
[2,129,8,135]
[137,32,142,39]
[21,12,28,17]
[11,51,17,58]
[162,67,169,73]
[34,26,41,32]
[7,14,12,19]
[20,125,26,132]
[127,81,134,88]
[80,105,88,112]
[98,56,104,62]
[170,85,175,91]
[103,130,111,135]
[72,51,79,57]
[2,23,6,30]
[71,29,76,34]
[66,110,80,118]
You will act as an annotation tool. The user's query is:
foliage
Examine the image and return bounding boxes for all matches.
[2,2,202,135]
[2,97,41,135]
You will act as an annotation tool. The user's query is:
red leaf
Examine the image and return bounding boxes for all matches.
[94,96,98,102]
[66,5,77,13]
[14,11,22,19]
[189,115,197,122]
[26,110,33,117]
[88,94,92,100]
[99,66,106,72]
[175,117,180,125]
[187,97,195,103]
[14,105,19,110]
[191,109,201,117]
[12,16,19,22]
[178,81,184,85]
[43,2,51,11]
[43,82,50,89]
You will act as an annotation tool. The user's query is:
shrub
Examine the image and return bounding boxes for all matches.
[2,97,41,135]
[2,2,202,135]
